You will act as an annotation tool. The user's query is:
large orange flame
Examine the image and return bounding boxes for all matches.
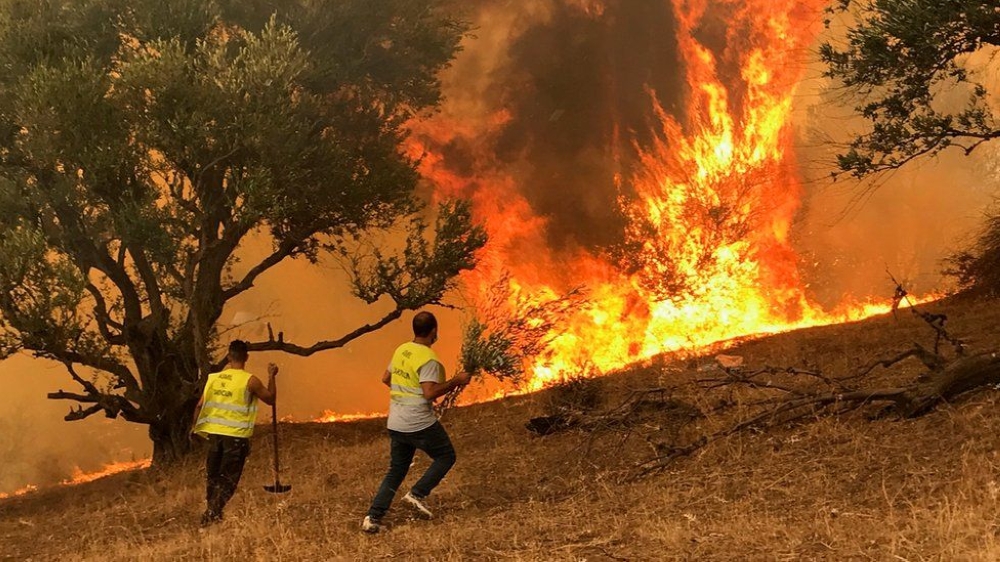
[408,0,926,394]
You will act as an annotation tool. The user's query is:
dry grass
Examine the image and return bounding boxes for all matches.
[4,297,1000,561]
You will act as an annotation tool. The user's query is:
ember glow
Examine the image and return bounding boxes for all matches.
[408,0,929,393]
[0,484,37,500]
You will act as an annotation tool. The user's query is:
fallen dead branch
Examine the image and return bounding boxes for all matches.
[526,387,699,435]
[526,283,1000,479]
[634,285,997,477]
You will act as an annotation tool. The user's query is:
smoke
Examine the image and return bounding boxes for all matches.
[792,40,1000,304]
[491,1,684,251]
[421,0,686,256]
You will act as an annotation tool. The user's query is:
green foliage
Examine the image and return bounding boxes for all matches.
[0,220,88,358]
[460,318,521,382]
[460,274,585,384]
[350,200,487,309]
[821,0,1000,178]
[0,0,479,460]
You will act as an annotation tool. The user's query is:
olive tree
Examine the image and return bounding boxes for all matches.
[0,0,485,463]
[820,0,1000,178]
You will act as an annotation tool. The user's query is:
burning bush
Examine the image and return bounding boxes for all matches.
[438,274,585,412]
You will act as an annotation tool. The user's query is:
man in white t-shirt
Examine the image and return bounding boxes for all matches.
[362,311,470,533]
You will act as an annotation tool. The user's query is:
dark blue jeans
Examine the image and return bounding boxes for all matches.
[367,422,456,519]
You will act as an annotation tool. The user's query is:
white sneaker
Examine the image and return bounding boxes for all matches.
[402,492,433,519]
[361,515,382,534]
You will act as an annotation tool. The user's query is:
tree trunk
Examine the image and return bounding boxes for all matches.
[149,413,196,466]
[137,341,204,466]
[144,361,201,466]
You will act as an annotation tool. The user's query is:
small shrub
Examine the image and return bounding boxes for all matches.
[946,206,1000,297]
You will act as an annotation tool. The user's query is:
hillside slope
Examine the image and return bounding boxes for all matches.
[3,298,1000,561]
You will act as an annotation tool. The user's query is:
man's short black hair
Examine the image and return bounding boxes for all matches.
[228,339,249,362]
[412,311,438,338]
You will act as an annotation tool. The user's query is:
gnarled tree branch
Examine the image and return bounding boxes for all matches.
[221,238,301,302]
[237,308,405,365]
[48,362,147,423]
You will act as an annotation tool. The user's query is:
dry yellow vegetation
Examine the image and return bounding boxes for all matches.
[4,297,1000,561]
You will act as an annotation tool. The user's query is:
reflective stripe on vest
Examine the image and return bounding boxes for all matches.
[198,416,254,430]
[194,368,258,438]
[389,342,440,406]
[203,401,253,414]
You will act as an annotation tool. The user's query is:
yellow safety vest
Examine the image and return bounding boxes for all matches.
[194,368,258,438]
[389,342,440,406]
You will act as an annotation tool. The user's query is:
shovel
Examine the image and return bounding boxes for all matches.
[264,377,291,494]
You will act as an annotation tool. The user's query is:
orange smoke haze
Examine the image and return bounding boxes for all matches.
[0,354,151,495]
[793,41,999,306]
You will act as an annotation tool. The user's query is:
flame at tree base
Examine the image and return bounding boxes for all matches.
[519,293,939,394]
